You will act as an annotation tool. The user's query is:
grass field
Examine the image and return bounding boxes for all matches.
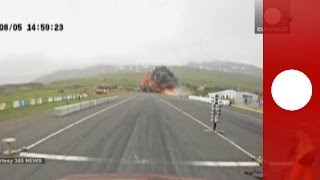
[0,90,126,122]
[172,67,262,93]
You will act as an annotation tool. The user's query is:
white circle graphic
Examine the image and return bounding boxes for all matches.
[271,69,312,111]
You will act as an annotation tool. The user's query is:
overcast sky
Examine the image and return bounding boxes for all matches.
[0,0,262,84]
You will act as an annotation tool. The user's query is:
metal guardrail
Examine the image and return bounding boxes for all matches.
[54,96,118,117]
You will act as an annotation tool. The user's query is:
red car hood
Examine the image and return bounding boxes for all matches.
[59,173,204,180]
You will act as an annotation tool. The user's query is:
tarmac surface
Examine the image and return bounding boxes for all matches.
[0,93,262,180]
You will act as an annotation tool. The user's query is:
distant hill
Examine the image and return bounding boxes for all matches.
[34,62,261,83]
[0,83,44,94]
[186,61,262,76]
[171,66,262,94]
[32,61,262,93]
[33,65,153,84]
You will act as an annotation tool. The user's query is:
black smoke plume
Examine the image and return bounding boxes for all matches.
[151,66,178,89]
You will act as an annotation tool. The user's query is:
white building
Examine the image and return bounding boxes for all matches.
[236,91,259,104]
[208,89,259,104]
[208,90,237,100]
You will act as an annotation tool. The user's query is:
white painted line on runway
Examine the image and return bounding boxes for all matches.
[161,99,209,128]
[204,129,214,132]
[160,98,259,163]
[20,152,97,162]
[185,161,259,167]
[25,95,139,150]
[19,152,260,167]
[204,129,225,134]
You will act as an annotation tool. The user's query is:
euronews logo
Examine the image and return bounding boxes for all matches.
[255,0,291,34]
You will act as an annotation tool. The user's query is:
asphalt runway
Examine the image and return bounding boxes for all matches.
[0,93,262,180]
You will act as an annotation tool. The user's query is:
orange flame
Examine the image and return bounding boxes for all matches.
[162,88,176,96]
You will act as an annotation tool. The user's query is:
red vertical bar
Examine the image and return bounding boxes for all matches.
[264,0,320,179]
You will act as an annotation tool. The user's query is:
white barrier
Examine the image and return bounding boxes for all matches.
[188,96,230,106]
[13,100,20,108]
[54,96,118,117]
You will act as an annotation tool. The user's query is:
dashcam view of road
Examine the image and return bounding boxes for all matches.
[0,1,262,179]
